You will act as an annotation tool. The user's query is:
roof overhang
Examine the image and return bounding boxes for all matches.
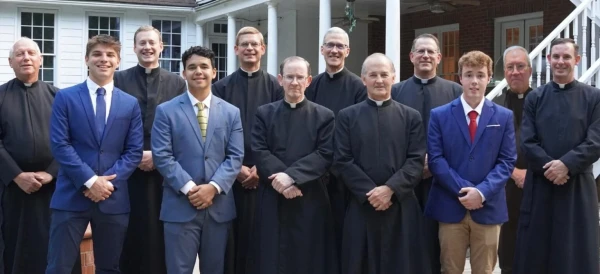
[0,0,194,12]
[194,0,273,23]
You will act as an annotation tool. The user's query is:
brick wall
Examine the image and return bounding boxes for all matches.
[80,225,95,274]
[368,0,575,80]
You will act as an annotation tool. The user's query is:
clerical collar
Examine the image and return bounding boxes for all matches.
[551,80,577,90]
[367,97,392,107]
[137,64,160,75]
[326,67,345,79]
[412,75,437,85]
[240,67,260,77]
[283,97,306,109]
[15,78,38,89]
[506,87,532,99]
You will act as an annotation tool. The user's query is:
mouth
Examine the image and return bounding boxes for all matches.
[141,51,155,58]
[96,65,111,70]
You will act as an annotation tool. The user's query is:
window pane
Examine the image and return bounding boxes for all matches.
[160,60,170,70]
[172,34,181,46]
[213,24,219,33]
[33,40,42,52]
[33,27,43,39]
[172,46,181,59]
[163,46,171,58]
[21,26,31,38]
[222,24,227,33]
[151,20,161,30]
[219,43,226,54]
[171,61,180,72]
[21,12,32,25]
[43,41,54,54]
[162,34,171,44]
[110,17,118,30]
[212,43,219,53]
[44,27,54,40]
[172,21,181,33]
[111,31,120,40]
[43,69,54,82]
[100,30,109,35]
[100,17,109,29]
[163,21,172,33]
[33,13,43,26]
[43,55,54,67]
[89,16,99,29]
[89,30,98,38]
[44,14,54,26]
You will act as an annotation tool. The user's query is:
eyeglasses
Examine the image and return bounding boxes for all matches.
[283,75,307,83]
[323,42,348,50]
[412,49,438,56]
[238,42,262,49]
[505,64,528,72]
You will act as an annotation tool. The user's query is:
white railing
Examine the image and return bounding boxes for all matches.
[486,0,596,100]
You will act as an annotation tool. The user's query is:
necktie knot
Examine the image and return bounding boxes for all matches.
[97,87,106,96]
[196,102,205,111]
[468,110,478,120]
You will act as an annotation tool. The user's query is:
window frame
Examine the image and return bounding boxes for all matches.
[151,17,185,74]
[18,8,57,85]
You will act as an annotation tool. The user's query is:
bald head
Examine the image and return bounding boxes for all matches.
[9,37,40,58]
[361,53,396,101]
[9,37,42,83]
[361,53,395,76]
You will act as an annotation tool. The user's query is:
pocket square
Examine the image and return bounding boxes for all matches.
[486,124,501,127]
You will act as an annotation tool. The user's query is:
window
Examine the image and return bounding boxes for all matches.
[415,24,460,82]
[20,12,55,84]
[88,16,121,40]
[213,23,227,34]
[211,40,227,82]
[152,19,182,74]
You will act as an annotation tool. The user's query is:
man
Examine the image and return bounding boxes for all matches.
[391,33,462,274]
[492,46,532,274]
[46,34,143,274]
[334,53,428,274]
[514,38,600,274]
[151,46,243,274]
[425,50,516,274]
[0,38,80,274]
[251,56,337,274]
[114,25,186,274]
[212,26,282,274]
[304,27,366,255]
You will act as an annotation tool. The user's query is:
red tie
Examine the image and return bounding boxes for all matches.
[468,110,478,143]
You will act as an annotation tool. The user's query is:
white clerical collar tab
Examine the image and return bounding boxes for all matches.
[421,79,428,84]
[24,83,32,87]
[289,102,297,108]
[518,94,524,99]
[145,68,152,74]
[558,83,566,89]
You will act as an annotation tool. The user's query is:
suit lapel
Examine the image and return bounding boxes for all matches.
[204,97,221,149]
[179,94,204,149]
[78,82,101,145]
[102,89,121,143]
[451,100,471,146]
[471,100,494,151]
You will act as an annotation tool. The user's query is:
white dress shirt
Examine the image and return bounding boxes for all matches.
[180,91,223,195]
[84,78,114,189]
[459,94,487,202]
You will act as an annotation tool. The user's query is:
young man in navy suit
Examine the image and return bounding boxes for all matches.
[425,51,516,274]
[46,34,143,274]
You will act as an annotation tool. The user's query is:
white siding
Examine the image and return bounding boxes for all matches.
[0,3,19,83]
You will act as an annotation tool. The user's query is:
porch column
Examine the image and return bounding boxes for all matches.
[227,14,237,75]
[318,0,331,73]
[267,2,278,75]
[196,22,204,47]
[386,0,400,82]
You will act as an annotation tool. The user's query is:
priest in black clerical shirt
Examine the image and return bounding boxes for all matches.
[251,56,336,274]
[492,46,532,274]
[115,26,186,274]
[0,38,80,274]
[304,27,366,257]
[212,26,283,274]
[391,33,461,274]
[335,53,428,274]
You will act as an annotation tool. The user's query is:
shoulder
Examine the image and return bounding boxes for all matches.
[114,87,137,102]
[431,99,455,114]
[214,96,239,113]
[338,100,365,117]
[213,72,236,87]
[393,100,421,117]
[58,83,85,96]
[0,79,15,92]
[256,100,280,114]
[308,100,335,119]
[114,67,134,80]
[157,93,184,111]
[489,100,512,115]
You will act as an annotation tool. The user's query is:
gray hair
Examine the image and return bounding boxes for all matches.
[411,33,440,52]
[323,27,350,47]
[9,37,41,58]
[503,46,531,67]
[361,53,395,75]
[279,56,311,76]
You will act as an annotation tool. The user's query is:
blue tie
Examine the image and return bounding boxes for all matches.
[95,87,106,141]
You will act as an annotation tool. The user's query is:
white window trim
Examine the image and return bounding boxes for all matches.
[17,8,58,85]
[150,16,187,74]
[493,12,543,69]
[414,23,460,79]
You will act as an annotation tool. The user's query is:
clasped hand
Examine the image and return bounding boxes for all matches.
[188,184,218,210]
[83,174,116,202]
[14,171,53,194]
[459,187,483,210]
[366,185,394,211]
[269,172,302,199]
[543,160,570,185]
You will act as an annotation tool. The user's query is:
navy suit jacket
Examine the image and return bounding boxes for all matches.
[425,97,516,225]
[49,81,143,214]
[151,93,243,223]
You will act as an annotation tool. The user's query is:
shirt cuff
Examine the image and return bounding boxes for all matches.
[209,181,222,194]
[180,181,196,195]
[476,189,486,203]
[84,175,98,189]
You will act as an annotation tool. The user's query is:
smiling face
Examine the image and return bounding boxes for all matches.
[410,37,441,78]
[547,42,581,83]
[86,44,120,86]
[9,39,42,82]
[320,32,350,72]
[182,54,216,93]
[134,30,163,68]
[234,33,265,67]
[361,55,396,101]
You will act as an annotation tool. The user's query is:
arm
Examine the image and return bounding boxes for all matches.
[103,102,144,187]
[45,160,59,178]
[285,113,334,184]
[427,110,476,195]
[560,97,600,175]
[0,123,22,186]
[333,111,378,203]
[251,111,288,179]
[151,105,194,192]
[208,109,244,195]
[384,112,426,201]
[475,112,517,200]
[49,91,96,189]
[521,94,554,174]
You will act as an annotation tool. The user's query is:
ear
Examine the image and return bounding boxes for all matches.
[277,74,284,86]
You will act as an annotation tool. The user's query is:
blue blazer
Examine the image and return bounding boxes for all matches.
[151,93,243,223]
[49,81,143,214]
[425,97,516,225]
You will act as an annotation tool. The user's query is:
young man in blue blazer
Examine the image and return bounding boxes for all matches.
[46,34,143,274]
[425,50,516,274]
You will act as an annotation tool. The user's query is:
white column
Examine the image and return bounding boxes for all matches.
[267,2,278,75]
[318,0,331,73]
[196,22,204,47]
[227,14,237,75]
[386,0,401,82]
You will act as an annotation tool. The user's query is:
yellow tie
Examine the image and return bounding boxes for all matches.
[196,102,207,142]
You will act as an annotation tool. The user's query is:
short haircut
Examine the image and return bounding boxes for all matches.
[361,53,395,75]
[323,27,350,47]
[411,33,440,52]
[134,25,162,44]
[503,46,531,67]
[549,38,579,55]
[236,26,264,45]
[9,37,41,58]
[279,56,311,76]
[458,50,493,76]
[181,46,215,68]
[86,34,121,58]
